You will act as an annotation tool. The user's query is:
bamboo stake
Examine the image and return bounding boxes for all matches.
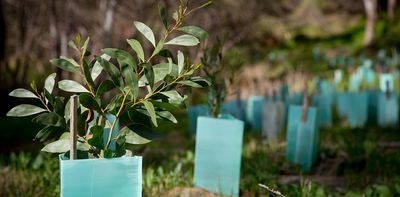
[70,95,78,160]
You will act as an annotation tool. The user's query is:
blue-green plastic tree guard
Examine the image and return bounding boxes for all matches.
[246,95,265,132]
[262,101,285,143]
[188,105,209,135]
[222,99,246,121]
[367,89,380,124]
[312,95,332,127]
[194,116,244,197]
[60,155,142,197]
[60,113,142,197]
[378,92,399,127]
[349,73,361,92]
[288,92,304,105]
[346,92,368,127]
[379,74,394,92]
[318,80,335,105]
[286,105,319,172]
[336,92,350,118]
[334,69,343,84]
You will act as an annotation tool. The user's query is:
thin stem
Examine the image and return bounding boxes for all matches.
[105,93,128,149]
[37,94,51,112]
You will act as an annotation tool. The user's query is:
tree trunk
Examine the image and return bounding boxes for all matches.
[49,0,64,94]
[0,0,5,63]
[102,0,117,47]
[0,0,6,85]
[363,0,377,48]
[388,0,397,21]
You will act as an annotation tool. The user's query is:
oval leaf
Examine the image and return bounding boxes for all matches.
[58,80,89,93]
[177,51,184,74]
[98,57,122,86]
[50,56,80,73]
[142,100,157,127]
[127,39,145,62]
[41,139,69,153]
[165,35,199,46]
[79,93,101,112]
[7,104,47,117]
[158,3,168,29]
[32,112,64,127]
[9,88,37,98]
[151,39,165,57]
[44,73,57,93]
[96,80,116,96]
[177,26,208,40]
[120,124,161,145]
[134,21,156,47]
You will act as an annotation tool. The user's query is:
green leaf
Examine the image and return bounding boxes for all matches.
[120,124,161,144]
[103,149,113,158]
[165,35,199,46]
[50,56,80,73]
[177,26,208,40]
[177,80,202,88]
[34,126,55,142]
[156,110,177,123]
[177,50,184,74]
[151,39,165,57]
[160,90,185,105]
[41,139,69,153]
[44,73,57,93]
[134,21,156,47]
[30,81,37,92]
[99,57,122,87]
[74,34,81,45]
[150,100,180,111]
[101,48,137,72]
[68,40,78,51]
[127,39,145,62]
[32,112,64,127]
[91,61,103,81]
[158,3,168,29]
[158,49,174,60]
[9,88,38,98]
[88,125,104,149]
[142,100,157,127]
[172,11,179,22]
[144,63,154,89]
[7,104,47,117]
[81,37,90,58]
[190,77,211,87]
[91,54,112,81]
[79,93,101,112]
[139,62,179,87]
[58,80,89,93]
[41,133,88,153]
[82,59,95,91]
[121,64,138,100]
[96,80,115,96]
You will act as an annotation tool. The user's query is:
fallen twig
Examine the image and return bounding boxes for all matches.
[258,183,286,197]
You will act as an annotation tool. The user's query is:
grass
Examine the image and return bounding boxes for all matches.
[0,111,399,196]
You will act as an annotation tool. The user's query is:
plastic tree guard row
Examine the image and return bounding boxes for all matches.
[286,105,319,172]
[194,116,244,197]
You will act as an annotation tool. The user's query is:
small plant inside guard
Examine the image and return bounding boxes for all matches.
[6,0,212,158]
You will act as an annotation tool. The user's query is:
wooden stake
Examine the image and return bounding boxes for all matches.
[70,95,78,160]
[301,83,309,123]
[386,80,391,99]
